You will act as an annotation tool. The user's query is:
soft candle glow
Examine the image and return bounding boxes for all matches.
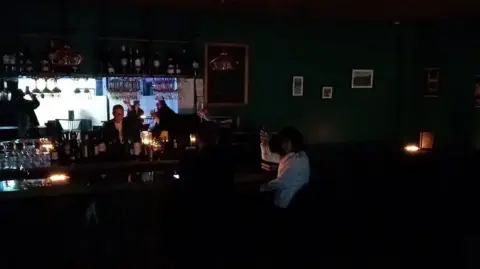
[141,131,152,145]
[47,173,69,183]
[404,144,420,153]
[189,134,196,145]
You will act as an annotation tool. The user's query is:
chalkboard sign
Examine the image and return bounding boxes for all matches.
[205,43,248,106]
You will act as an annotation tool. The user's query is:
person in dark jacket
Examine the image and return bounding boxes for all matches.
[9,88,40,137]
[156,99,177,131]
[102,104,138,143]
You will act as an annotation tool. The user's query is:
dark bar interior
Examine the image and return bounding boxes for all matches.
[0,0,478,267]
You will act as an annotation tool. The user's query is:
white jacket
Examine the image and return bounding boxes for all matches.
[260,144,310,208]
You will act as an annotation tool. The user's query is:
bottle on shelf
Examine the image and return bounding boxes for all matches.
[166,56,175,75]
[41,44,51,73]
[128,47,134,74]
[151,52,161,75]
[119,45,129,74]
[80,133,89,160]
[69,131,78,162]
[17,51,24,74]
[106,47,115,75]
[47,40,56,72]
[177,48,188,75]
[134,48,142,74]
[50,141,59,166]
[24,47,34,73]
[9,53,16,73]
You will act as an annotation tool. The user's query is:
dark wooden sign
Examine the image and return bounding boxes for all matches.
[205,43,248,106]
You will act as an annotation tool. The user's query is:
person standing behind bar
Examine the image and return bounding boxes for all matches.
[260,127,310,209]
[102,104,134,145]
[156,99,176,131]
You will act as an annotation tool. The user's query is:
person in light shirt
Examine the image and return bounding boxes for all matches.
[260,127,310,208]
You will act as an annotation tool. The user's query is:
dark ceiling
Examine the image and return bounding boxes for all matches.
[112,0,480,21]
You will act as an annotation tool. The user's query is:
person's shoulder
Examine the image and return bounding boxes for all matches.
[294,151,309,164]
[103,120,113,127]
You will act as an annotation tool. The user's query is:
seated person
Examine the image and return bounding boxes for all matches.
[260,127,310,209]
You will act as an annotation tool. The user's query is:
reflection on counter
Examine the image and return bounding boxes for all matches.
[0,170,167,193]
[1,179,50,192]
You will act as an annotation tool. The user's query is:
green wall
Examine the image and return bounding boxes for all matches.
[9,1,480,147]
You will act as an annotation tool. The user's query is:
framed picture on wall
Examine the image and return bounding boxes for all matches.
[322,86,333,99]
[351,69,374,88]
[292,76,304,96]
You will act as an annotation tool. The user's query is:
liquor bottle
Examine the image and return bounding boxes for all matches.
[166,56,175,75]
[176,48,187,75]
[151,52,161,75]
[106,47,115,75]
[119,45,128,74]
[9,53,16,73]
[17,51,24,74]
[80,133,89,160]
[69,131,78,162]
[2,54,9,73]
[48,40,56,72]
[134,49,142,74]
[128,47,134,73]
[40,59,50,72]
[50,142,59,166]
[24,47,34,73]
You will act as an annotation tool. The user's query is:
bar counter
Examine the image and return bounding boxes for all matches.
[0,158,271,199]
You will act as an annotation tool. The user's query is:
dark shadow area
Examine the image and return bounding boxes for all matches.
[0,143,465,268]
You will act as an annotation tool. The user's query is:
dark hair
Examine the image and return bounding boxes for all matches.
[197,121,219,145]
[278,126,304,153]
[112,104,124,112]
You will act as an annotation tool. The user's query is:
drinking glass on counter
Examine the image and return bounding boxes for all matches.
[0,138,54,170]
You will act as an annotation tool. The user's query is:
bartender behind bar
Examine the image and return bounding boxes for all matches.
[102,104,140,158]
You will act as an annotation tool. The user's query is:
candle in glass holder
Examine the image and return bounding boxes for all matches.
[189,134,196,145]
[141,131,152,145]
[160,131,169,143]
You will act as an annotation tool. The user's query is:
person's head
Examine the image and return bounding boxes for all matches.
[197,121,219,148]
[133,101,140,109]
[10,88,24,99]
[278,126,304,154]
[112,104,124,123]
[159,100,167,108]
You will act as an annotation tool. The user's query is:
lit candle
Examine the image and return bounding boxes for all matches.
[141,131,152,145]
[189,134,196,145]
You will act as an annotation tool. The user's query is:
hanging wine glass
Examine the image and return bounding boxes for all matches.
[41,77,52,97]
[46,78,55,98]
[52,78,61,98]
[32,78,43,98]
[32,79,41,95]
[74,77,81,94]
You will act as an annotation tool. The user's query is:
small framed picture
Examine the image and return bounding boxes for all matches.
[292,76,304,96]
[351,69,374,88]
[322,86,333,99]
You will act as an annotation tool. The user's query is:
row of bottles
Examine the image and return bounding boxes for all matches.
[100,44,199,77]
[49,130,167,165]
[2,40,82,75]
